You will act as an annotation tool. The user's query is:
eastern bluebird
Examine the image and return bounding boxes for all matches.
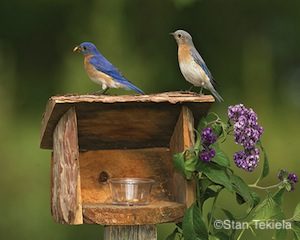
[73,42,144,94]
[171,30,223,102]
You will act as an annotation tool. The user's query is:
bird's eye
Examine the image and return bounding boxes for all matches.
[83,46,87,50]
[178,34,182,38]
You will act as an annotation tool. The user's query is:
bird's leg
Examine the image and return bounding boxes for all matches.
[199,87,203,96]
[188,85,194,92]
[101,88,109,95]
[90,88,110,95]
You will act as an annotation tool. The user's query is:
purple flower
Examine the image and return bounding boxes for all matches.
[288,173,298,183]
[200,148,216,163]
[201,127,217,146]
[277,170,298,192]
[228,104,263,172]
[228,104,248,122]
[233,147,260,172]
[229,104,263,149]
[234,126,263,149]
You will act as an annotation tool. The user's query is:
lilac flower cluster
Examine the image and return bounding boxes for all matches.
[199,127,217,163]
[233,148,260,172]
[228,104,263,171]
[201,127,217,146]
[228,104,264,149]
[278,170,298,191]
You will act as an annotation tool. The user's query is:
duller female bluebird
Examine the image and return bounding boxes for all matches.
[171,30,223,102]
[73,42,144,94]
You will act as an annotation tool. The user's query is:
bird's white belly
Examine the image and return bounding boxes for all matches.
[179,60,209,87]
[85,64,123,90]
[89,75,122,90]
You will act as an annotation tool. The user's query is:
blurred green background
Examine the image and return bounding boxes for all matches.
[0,0,299,239]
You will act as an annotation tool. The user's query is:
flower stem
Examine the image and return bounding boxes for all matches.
[237,228,246,240]
[196,177,201,208]
[248,182,281,190]
[208,187,222,234]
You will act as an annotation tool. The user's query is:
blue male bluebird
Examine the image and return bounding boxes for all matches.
[73,42,144,94]
[171,30,223,102]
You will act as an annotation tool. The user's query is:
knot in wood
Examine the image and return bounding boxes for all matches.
[98,171,109,183]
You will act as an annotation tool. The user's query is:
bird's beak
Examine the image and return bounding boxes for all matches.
[73,45,81,52]
[169,32,175,37]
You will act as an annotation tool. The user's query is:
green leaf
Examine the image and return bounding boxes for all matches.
[219,122,229,141]
[176,222,182,229]
[236,193,246,205]
[212,144,230,168]
[197,113,221,135]
[211,123,223,137]
[194,129,202,151]
[292,222,300,240]
[220,209,238,238]
[212,232,231,240]
[197,161,233,192]
[275,228,287,240]
[183,203,208,240]
[198,178,216,210]
[231,174,254,205]
[173,151,198,180]
[252,196,283,221]
[248,191,261,211]
[198,116,209,132]
[173,152,186,175]
[184,150,198,172]
[221,209,236,221]
[201,188,218,202]
[292,202,300,221]
[209,236,220,240]
[207,211,212,224]
[272,188,285,205]
[257,141,270,181]
[199,177,214,193]
[165,228,179,240]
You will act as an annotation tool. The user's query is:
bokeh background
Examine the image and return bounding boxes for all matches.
[1,0,299,239]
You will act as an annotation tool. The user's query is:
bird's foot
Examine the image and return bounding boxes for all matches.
[88,88,110,95]
[87,91,105,95]
[181,86,194,93]
[199,87,204,96]
[179,90,191,94]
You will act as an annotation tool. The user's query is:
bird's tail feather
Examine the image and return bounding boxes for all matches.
[210,88,223,102]
[124,82,145,94]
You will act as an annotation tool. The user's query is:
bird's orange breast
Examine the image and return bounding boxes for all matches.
[83,55,115,86]
[178,44,192,63]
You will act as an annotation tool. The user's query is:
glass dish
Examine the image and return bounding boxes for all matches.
[108,178,155,206]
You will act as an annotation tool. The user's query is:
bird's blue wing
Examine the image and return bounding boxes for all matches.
[190,48,214,83]
[89,54,144,94]
[89,55,129,84]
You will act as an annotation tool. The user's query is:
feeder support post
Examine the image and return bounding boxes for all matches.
[104,225,157,240]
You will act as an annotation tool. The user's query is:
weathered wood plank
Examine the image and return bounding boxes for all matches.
[52,107,83,224]
[45,91,214,104]
[76,103,181,150]
[104,225,157,240]
[79,148,172,204]
[40,92,214,150]
[169,106,196,207]
[83,201,184,225]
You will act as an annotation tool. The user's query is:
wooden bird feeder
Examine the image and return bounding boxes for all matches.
[40,91,214,240]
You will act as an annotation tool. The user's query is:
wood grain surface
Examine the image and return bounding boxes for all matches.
[51,107,83,224]
[40,92,214,150]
